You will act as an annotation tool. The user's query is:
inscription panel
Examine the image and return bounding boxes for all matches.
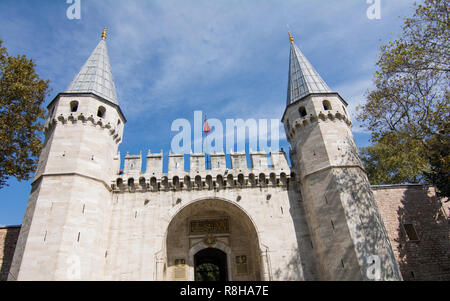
[174,259,186,280]
[235,255,249,275]
[190,219,229,235]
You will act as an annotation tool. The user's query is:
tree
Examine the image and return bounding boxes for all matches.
[423,123,450,200]
[0,40,50,189]
[360,132,428,185]
[357,0,449,198]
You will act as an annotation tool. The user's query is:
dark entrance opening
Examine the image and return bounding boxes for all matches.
[194,248,228,281]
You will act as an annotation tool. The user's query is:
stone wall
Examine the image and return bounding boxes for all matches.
[373,185,449,281]
[0,226,21,281]
[2,184,448,281]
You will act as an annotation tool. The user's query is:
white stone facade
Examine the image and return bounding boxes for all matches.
[7,35,403,281]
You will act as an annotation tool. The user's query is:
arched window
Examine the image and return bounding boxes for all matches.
[161,176,169,189]
[342,106,347,116]
[150,177,157,189]
[195,176,202,189]
[248,173,256,186]
[323,100,332,111]
[70,101,79,113]
[173,176,180,189]
[270,173,277,185]
[299,106,307,117]
[184,176,191,190]
[259,173,267,185]
[280,173,287,185]
[206,175,213,189]
[216,175,224,188]
[238,174,245,186]
[97,106,106,118]
[139,177,146,188]
[227,174,234,187]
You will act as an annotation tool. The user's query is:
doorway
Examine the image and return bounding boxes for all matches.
[194,248,228,281]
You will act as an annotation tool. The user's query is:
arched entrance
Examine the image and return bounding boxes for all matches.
[194,248,227,281]
[164,198,262,281]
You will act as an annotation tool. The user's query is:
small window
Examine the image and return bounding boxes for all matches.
[286,119,291,131]
[70,101,79,113]
[403,223,420,241]
[299,106,307,117]
[323,100,332,111]
[97,106,106,118]
[117,119,121,125]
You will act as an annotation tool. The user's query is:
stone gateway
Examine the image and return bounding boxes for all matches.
[2,30,447,281]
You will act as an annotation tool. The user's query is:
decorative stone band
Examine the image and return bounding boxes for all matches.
[32,172,113,192]
[286,110,352,141]
[112,171,297,193]
[43,113,122,144]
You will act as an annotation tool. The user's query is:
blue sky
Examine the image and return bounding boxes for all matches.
[0,0,419,225]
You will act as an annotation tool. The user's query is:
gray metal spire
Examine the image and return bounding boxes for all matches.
[287,34,331,106]
[66,29,119,105]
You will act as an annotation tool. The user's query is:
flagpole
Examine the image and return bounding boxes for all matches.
[204,115,210,169]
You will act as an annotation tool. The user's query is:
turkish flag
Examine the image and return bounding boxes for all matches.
[203,119,211,134]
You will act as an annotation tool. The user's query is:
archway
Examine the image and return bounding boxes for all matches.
[165,198,262,281]
[194,248,227,281]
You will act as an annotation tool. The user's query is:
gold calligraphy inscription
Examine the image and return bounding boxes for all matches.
[190,219,229,234]
[235,255,249,275]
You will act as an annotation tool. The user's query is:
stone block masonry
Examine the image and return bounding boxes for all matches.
[373,185,449,281]
[0,226,21,281]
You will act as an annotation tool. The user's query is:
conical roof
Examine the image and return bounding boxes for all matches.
[66,38,118,105]
[287,38,331,106]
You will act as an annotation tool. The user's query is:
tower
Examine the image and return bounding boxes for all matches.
[8,29,125,280]
[282,33,402,280]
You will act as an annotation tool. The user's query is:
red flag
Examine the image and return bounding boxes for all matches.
[203,119,211,134]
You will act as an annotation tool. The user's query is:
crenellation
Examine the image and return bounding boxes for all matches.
[168,153,185,174]
[270,151,290,171]
[113,150,296,193]
[112,165,295,193]
[210,152,226,171]
[190,153,206,172]
[124,152,142,174]
[146,150,164,176]
[250,151,269,170]
[230,152,248,170]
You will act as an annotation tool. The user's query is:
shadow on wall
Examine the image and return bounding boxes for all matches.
[278,182,319,281]
[272,246,303,281]
[396,187,450,281]
[0,227,21,281]
[330,164,401,280]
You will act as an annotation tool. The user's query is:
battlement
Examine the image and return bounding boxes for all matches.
[43,112,123,144]
[285,109,352,142]
[112,150,295,192]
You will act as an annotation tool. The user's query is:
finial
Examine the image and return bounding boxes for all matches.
[288,32,294,43]
[102,27,107,40]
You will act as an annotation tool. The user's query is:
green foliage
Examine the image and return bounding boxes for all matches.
[195,263,221,281]
[357,0,449,197]
[423,123,450,200]
[0,39,50,189]
[360,133,428,185]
